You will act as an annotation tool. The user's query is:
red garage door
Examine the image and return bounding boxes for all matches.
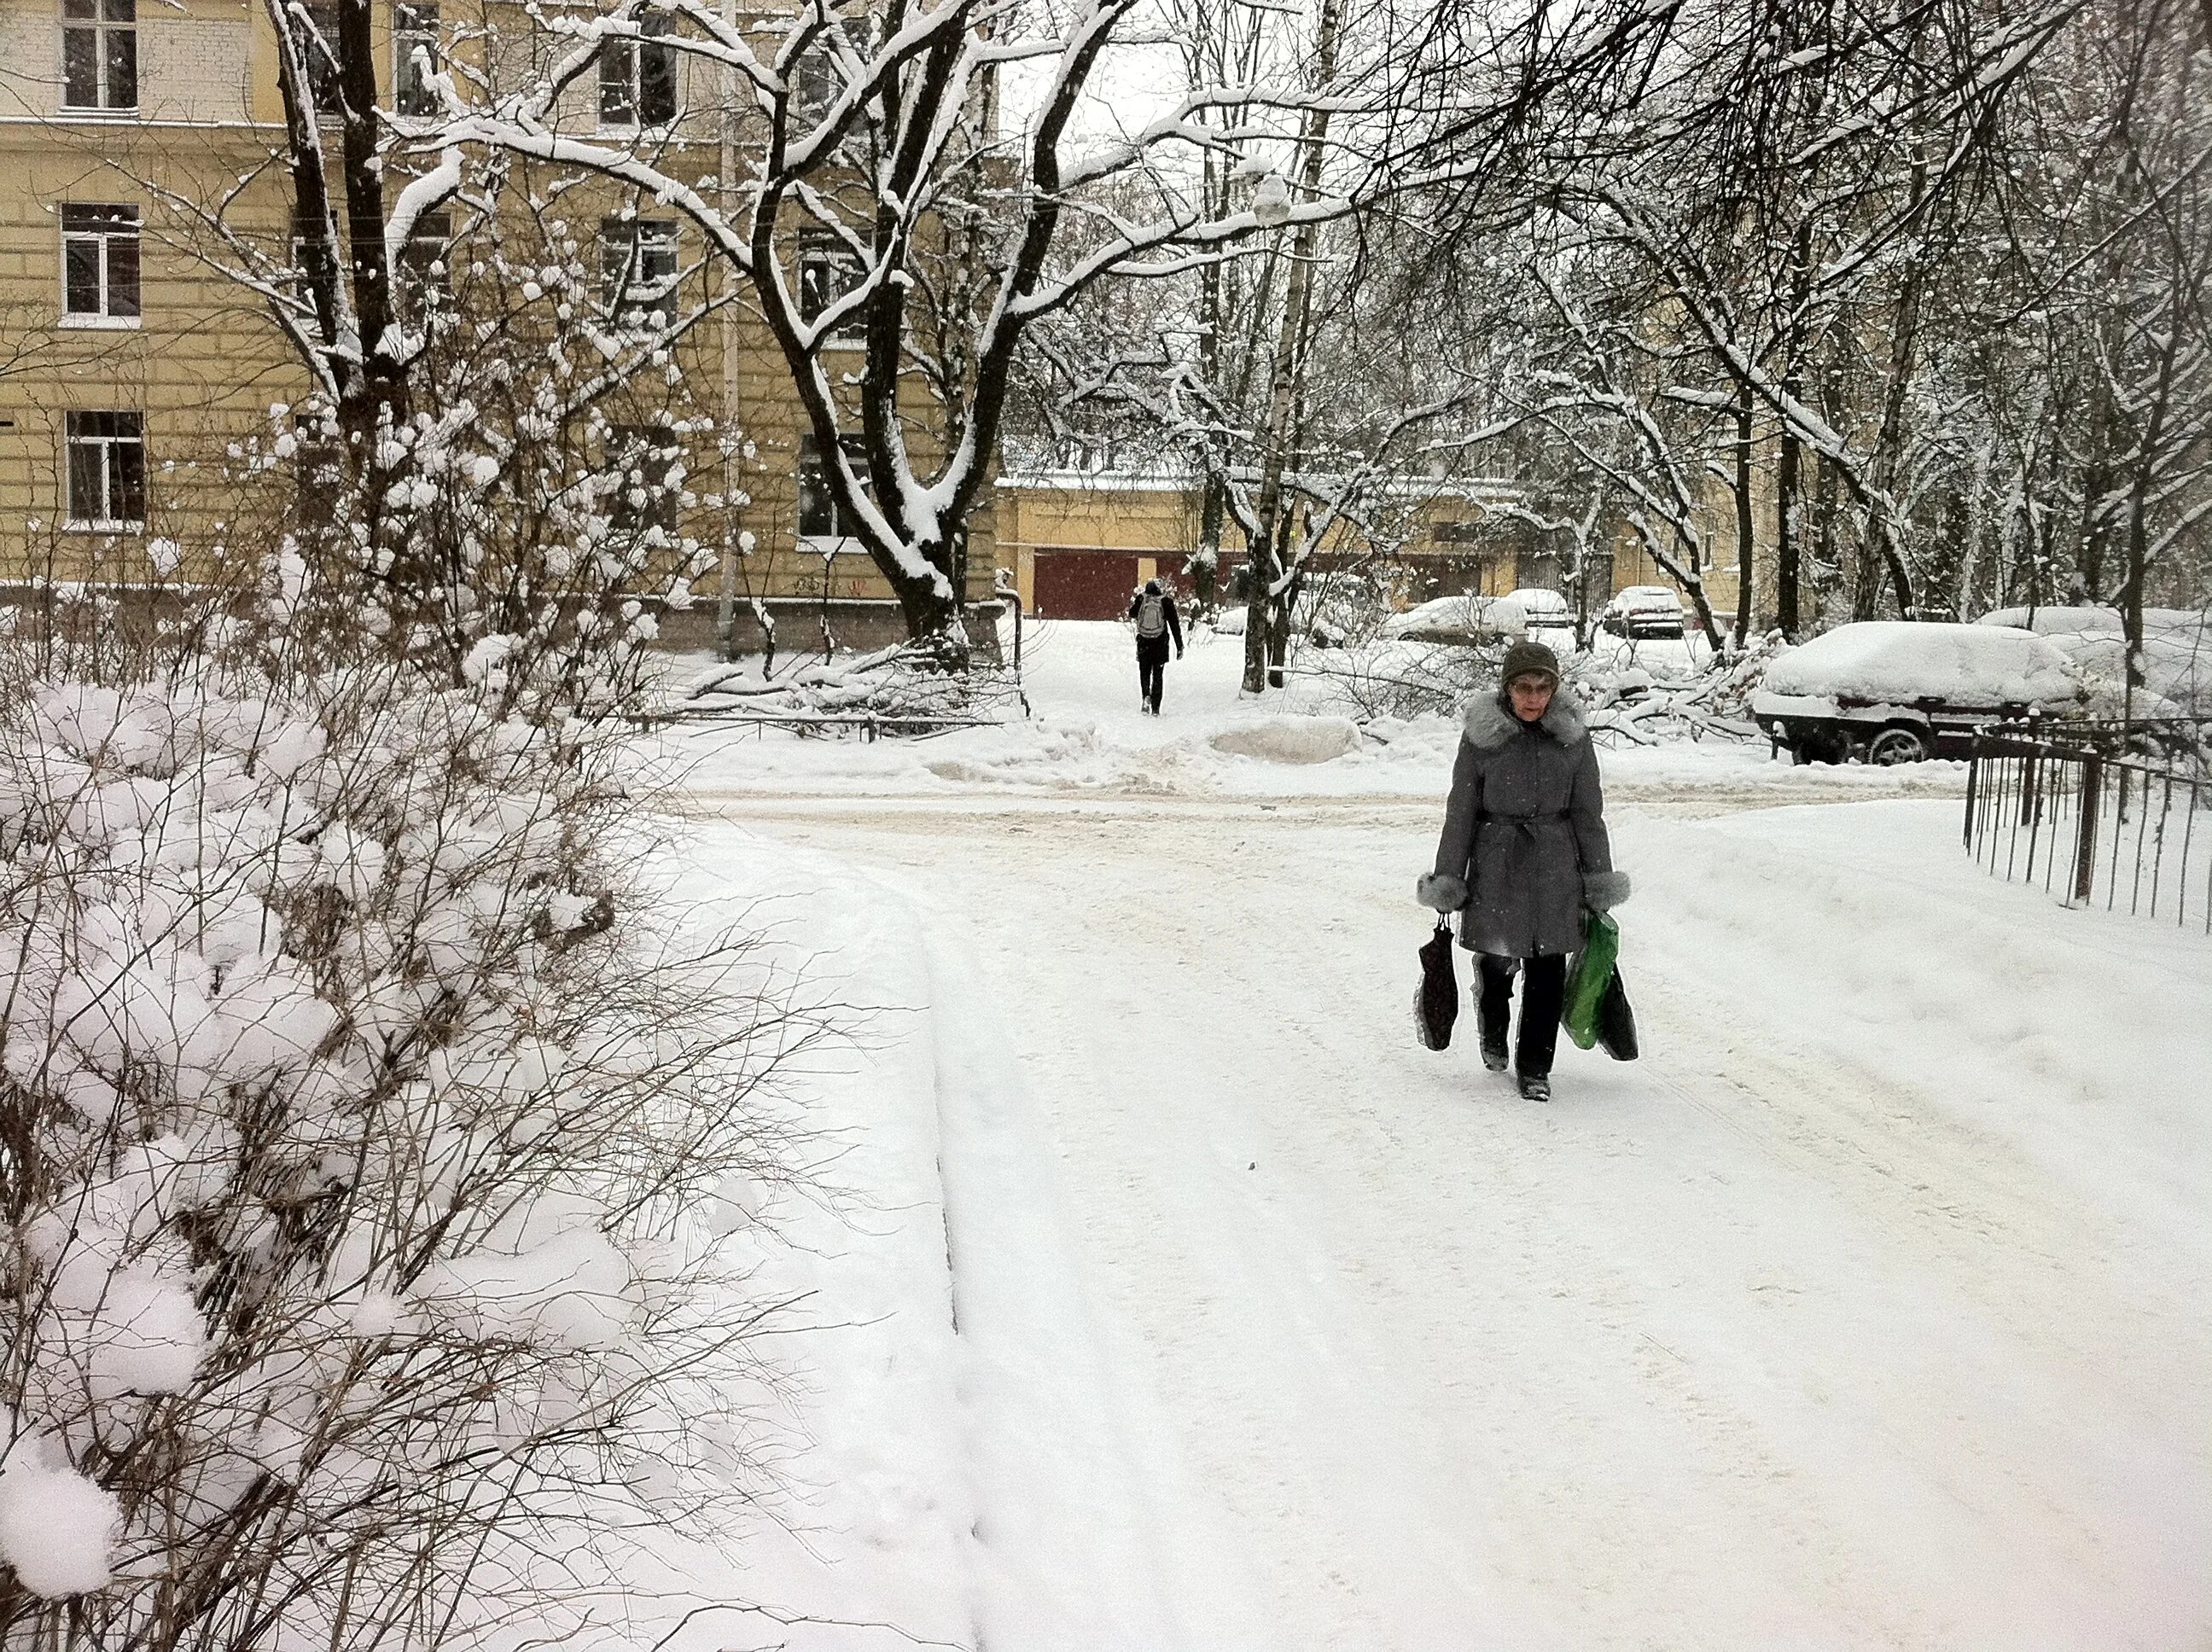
[1034,550,1140,620]
[1033,550,1188,620]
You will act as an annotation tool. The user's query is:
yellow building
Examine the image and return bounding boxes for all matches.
[995,466,1765,635]
[0,0,998,652]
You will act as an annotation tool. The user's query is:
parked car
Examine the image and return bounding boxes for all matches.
[1750,620,2089,764]
[1381,593,1527,645]
[1600,585,1687,638]
[1976,604,2212,715]
[1507,586,1576,634]
[1974,604,2126,637]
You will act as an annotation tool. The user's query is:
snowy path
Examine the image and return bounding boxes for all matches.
[695,789,2210,1651]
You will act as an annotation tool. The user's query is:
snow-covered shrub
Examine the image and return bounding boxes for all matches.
[1287,637,1507,722]
[683,638,1027,731]
[0,575,811,1644]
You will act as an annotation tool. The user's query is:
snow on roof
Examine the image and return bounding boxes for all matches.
[1763,621,2081,707]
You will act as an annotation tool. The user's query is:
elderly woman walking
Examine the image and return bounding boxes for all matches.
[1417,639,1629,1101]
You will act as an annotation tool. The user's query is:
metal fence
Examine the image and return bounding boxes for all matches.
[1965,722,2212,931]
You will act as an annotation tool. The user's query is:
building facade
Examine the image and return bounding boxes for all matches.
[993,469,1728,625]
[0,0,999,651]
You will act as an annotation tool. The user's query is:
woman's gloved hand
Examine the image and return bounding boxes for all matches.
[1581,870,1632,912]
[1417,872,1469,912]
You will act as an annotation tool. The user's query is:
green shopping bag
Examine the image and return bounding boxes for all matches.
[1560,910,1621,1051]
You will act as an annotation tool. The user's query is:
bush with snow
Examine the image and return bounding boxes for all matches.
[0,561,812,1646]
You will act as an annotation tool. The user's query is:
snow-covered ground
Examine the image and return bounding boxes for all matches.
[652,622,2210,1651]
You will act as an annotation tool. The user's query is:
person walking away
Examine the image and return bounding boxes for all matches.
[1129,578,1185,714]
[1416,640,1630,1101]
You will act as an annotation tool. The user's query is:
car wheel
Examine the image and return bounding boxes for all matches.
[1867,725,1930,765]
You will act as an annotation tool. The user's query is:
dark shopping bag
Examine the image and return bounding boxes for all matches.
[1559,910,1621,1050]
[1596,968,1639,1062]
[1414,921,1459,1050]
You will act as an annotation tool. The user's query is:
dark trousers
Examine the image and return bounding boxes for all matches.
[1137,637,1170,712]
[1477,953,1567,1078]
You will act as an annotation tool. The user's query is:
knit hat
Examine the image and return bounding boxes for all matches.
[1500,638,1561,685]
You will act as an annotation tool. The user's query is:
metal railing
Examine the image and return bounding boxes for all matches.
[1965,721,2212,932]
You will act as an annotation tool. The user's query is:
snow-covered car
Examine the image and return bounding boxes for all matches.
[1975,605,2212,714]
[1507,586,1576,634]
[1749,620,2089,765]
[1380,593,1527,645]
[1974,603,2127,636]
[1599,585,1687,638]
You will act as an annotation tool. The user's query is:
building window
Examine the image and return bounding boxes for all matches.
[61,203,141,323]
[597,16,675,128]
[797,232,864,344]
[61,0,136,111]
[66,410,147,529]
[797,435,870,544]
[395,209,451,310]
[599,217,677,328]
[790,11,873,120]
[393,1,439,116]
[607,425,681,537]
[300,0,342,116]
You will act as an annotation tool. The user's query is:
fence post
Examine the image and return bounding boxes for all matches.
[1963,739,1979,851]
[2074,755,2102,905]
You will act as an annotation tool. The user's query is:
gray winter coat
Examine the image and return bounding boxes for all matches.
[1417,690,1629,957]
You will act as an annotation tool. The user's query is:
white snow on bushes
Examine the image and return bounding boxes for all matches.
[0,1453,119,1597]
[0,656,760,1626]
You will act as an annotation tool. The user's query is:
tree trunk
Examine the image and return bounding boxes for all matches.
[1242,0,1341,695]
[1774,219,1813,639]
[1732,379,1755,647]
[1775,424,1802,638]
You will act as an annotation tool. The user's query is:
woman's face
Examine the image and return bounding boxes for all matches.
[1508,673,1556,722]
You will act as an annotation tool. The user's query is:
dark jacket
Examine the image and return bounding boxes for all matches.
[1129,589,1184,653]
[1417,690,1629,957]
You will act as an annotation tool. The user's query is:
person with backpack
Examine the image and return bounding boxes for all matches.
[1416,639,1630,1102]
[1127,578,1185,714]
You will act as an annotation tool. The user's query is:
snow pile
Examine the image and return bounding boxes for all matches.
[1761,621,2084,707]
[1210,715,1363,764]
[0,1453,119,1597]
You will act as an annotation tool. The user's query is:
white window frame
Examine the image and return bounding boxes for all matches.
[59,202,141,328]
[393,0,439,117]
[394,207,451,312]
[796,433,871,555]
[599,217,678,329]
[64,410,147,532]
[797,232,866,350]
[605,423,683,540]
[597,16,677,131]
[300,0,343,120]
[60,0,137,113]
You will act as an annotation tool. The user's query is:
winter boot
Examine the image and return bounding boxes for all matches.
[1481,1038,1509,1073]
[1516,1073,1551,1103]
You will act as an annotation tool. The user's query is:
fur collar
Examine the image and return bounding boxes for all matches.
[1463,688,1588,750]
